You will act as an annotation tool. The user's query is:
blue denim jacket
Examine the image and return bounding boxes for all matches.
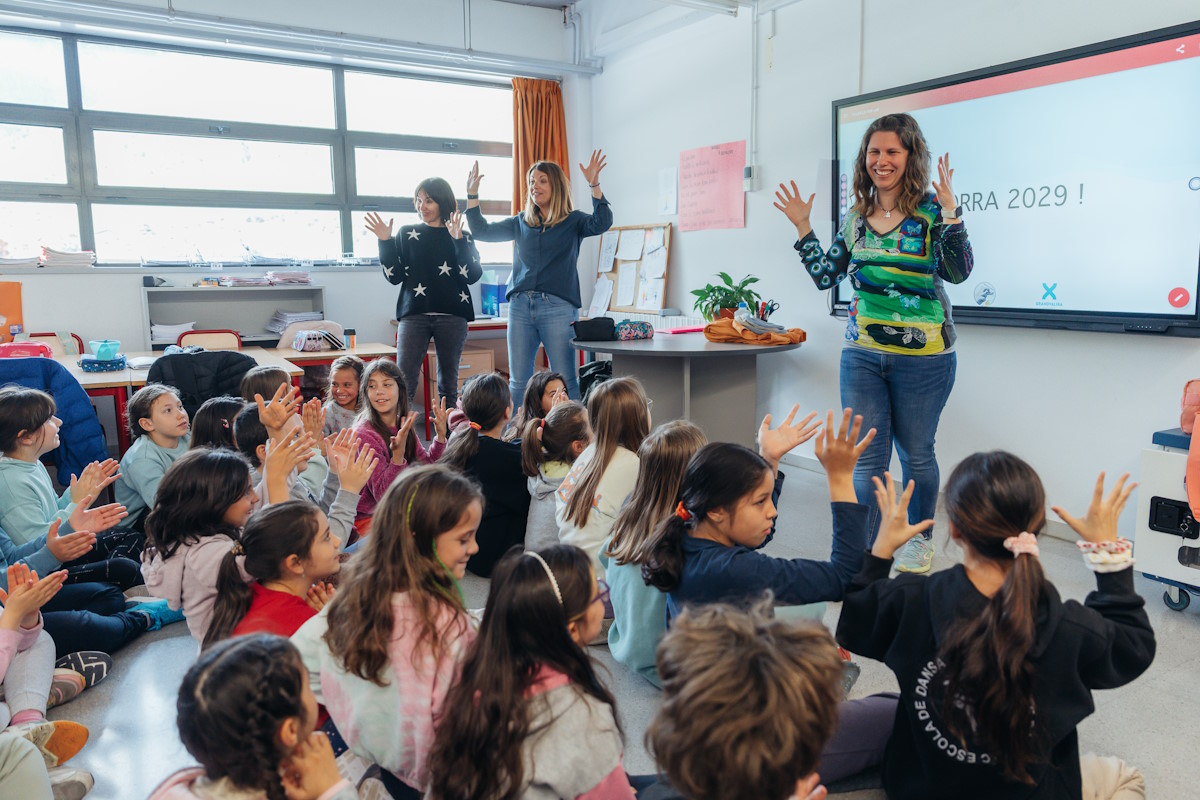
[465,195,612,307]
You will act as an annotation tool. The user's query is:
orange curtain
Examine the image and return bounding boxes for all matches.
[511,78,569,214]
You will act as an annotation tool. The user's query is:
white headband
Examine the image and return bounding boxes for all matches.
[525,551,562,607]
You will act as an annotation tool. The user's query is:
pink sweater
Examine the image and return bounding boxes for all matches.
[290,593,474,792]
[0,611,42,682]
[351,422,445,518]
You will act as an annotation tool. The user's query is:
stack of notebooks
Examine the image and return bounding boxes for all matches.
[41,247,97,267]
[217,275,270,287]
[265,271,311,285]
[150,322,195,343]
[266,309,324,334]
[0,256,40,269]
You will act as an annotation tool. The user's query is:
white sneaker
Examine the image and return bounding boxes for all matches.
[48,766,94,800]
[894,536,935,574]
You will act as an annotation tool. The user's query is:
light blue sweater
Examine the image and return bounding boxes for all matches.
[114,434,190,522]
[600,538,666,688]
[0,456,76,549]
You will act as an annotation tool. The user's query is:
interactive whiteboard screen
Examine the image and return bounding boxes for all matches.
[832,22,1200,335]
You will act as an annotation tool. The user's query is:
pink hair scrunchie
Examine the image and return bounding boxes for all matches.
[1003,531,1040,558]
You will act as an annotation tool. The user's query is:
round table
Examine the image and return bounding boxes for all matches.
[571,333,802,447]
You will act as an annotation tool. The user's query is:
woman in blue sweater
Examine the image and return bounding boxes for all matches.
[464,152,613,401]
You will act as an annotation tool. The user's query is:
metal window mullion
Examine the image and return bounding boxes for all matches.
[86,190,341,209]
[332,66,352,256]
[61,33,94,252]
[79,111,340,145]
[347,131,512,158]
[0,182,80,199]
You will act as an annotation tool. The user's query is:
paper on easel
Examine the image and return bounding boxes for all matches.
[642,247,667,279]
[597,230,619,272]
[616,262,637,306]
[638,278,665,310]
[588,275,613,318]
[616,229,644,261]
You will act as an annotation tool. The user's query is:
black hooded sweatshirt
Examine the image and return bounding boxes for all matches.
[836,553,1155,800]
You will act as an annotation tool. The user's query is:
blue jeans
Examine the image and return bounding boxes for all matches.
[839,347,956,545]
[396,314,470,407]
[507,291,580,401]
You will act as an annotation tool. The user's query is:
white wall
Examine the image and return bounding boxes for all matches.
[579,0,1200,533]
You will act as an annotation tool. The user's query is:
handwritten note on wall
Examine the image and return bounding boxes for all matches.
[678,140,746,232]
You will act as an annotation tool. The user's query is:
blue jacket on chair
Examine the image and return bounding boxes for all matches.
[0,357,109,485]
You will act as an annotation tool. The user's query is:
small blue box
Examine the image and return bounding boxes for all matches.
[481,281,507,316]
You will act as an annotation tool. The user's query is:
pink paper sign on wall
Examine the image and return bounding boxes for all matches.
[677,140,746,232]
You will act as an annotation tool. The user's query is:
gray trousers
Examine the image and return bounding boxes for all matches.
[396,314,470,408]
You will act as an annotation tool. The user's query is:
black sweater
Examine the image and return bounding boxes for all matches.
[463,436,530,578]
[379,223,483,321]
[836,554,1155,800]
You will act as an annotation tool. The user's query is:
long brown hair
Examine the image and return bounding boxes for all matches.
[851,113,932,220]
[0,385,55,454]
[144,448,251,560]
[605,420,706,566]
[126,384,181,443]
[427,545,619,799]
[520,400,588,477]
[937,451,1048,784]
[323,465,481,684]
[521,161,573,228]
[441,372,511,472]
[358,359,416,464]
[204,501,323,649]
[562,377,650,528]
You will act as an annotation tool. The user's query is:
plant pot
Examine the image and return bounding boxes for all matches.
[717,308,737,320]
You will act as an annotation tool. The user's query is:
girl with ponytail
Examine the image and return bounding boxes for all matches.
[203,501,341,649]
[440,373,529,577]
[836,453,1156,799]
[150,634,354,800]
[291,465,482,798]
[641,407,871,628]
[521,400,590,550]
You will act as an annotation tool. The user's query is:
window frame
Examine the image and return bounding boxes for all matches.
[0,26,515,266]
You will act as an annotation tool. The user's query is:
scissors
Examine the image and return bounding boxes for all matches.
[760,300,780,320]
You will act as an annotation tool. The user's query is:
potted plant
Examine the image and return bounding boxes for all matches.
[690,272,763,321]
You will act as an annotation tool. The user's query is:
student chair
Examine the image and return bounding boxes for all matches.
[28,331,85,356]
[177,329,243,350]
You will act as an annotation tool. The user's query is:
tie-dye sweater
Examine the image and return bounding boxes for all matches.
[796,192,973,355]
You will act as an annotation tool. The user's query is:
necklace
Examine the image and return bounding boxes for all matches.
[880,203,897,219]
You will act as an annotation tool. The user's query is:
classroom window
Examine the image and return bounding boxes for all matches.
[355,149,512,204]
[0,123,67,184]
[92,205,342,264]
[344,72,513,142]
[93,131,334,194]
[349,209,513,265]
[77,42,335,128]
[0,202,80,258]
[0,31,67,107]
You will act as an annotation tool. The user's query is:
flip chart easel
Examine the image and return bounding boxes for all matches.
[595,223,672,315]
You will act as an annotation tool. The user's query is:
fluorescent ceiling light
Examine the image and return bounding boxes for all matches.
[658,0,741,16]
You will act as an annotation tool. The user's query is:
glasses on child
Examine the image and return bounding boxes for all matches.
[592,579,610,608]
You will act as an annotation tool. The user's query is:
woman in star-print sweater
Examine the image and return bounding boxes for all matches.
[366,176,483,408]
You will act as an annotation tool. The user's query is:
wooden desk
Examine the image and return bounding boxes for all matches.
[128,348,304,389]
[571,334,802,448]
[267,342,396,367]
[53,355,135,454]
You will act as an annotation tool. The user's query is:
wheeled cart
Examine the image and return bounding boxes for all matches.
[1134,429,1200,611]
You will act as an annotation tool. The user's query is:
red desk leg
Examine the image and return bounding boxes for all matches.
[86,386,131,456]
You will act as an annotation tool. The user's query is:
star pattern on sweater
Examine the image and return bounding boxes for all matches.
[458,264,469,278]
[414,283,427,296]
[382,266,394,278]
[459,291,470,303]
[407,230,421,240]
[438,261,452,276]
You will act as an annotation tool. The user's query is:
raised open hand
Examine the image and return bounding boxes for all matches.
[431,396,450,443]
[364,211,393,241]
[256,383,300,432]
[390,411,419,464]
[813,408,876,503]
[332,440,378,496]
[871,473,935,560]
[447,210,465,239]
[579,149,607,186]
[774,180,816,233]
[758,404,822,473]
[466,160,484,196]
[932,153,956,212]
[1052,472,1137,544]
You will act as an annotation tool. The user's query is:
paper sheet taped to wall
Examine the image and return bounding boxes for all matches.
[678,140,746,232]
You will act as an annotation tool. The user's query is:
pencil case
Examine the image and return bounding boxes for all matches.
[79,354,127,372]
[615,320,654,340]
